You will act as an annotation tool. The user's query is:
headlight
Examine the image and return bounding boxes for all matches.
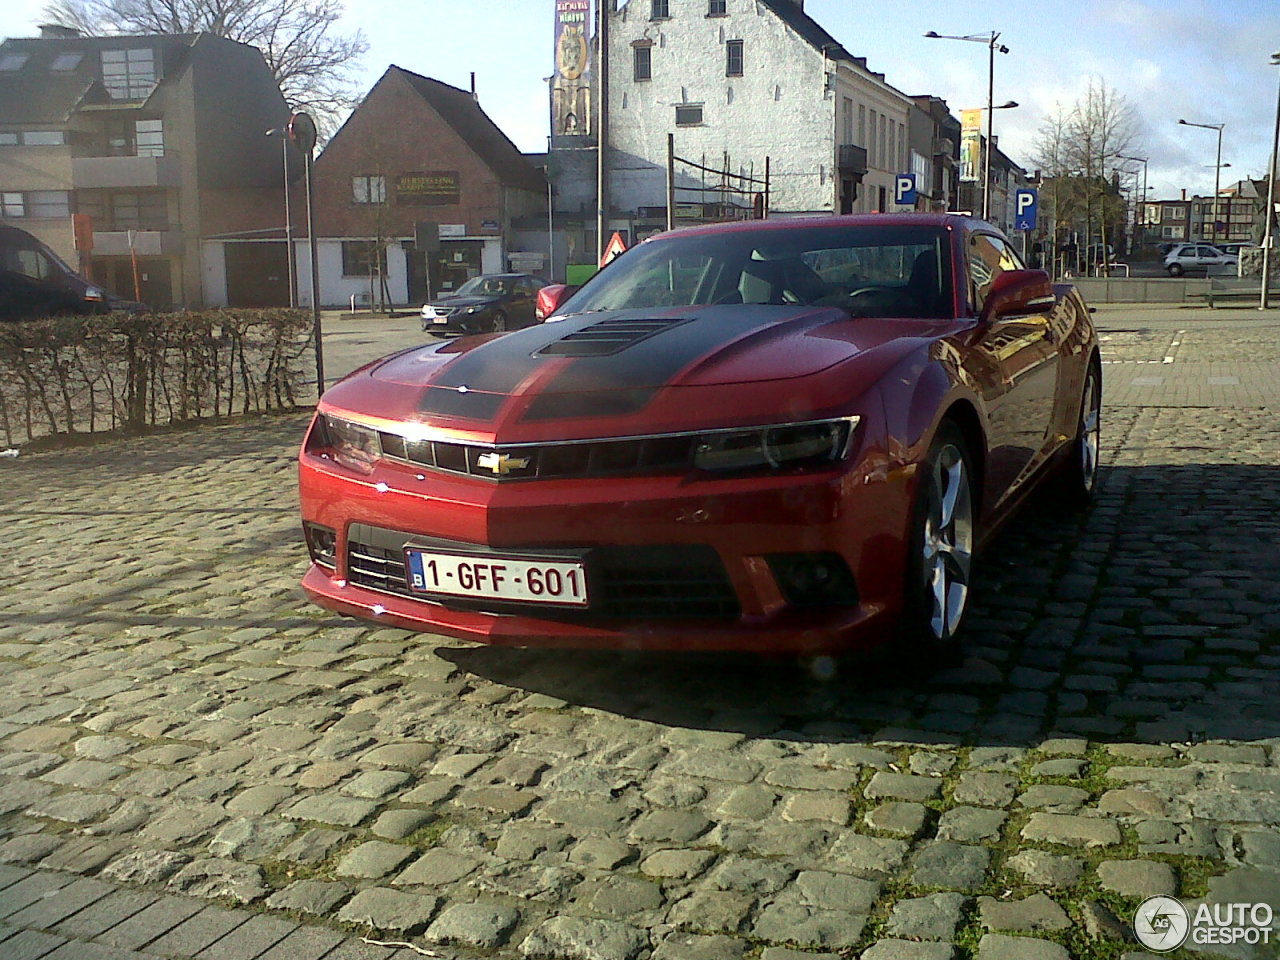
[693,417,858,472]
[464,306,482,315]
[84,286,105,302]
[309,414,380,474]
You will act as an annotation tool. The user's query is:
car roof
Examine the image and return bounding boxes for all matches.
[643,212,982,242]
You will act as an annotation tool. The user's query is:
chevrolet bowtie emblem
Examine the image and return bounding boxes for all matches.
[476,451,531,475]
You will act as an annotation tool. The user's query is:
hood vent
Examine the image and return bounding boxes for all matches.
[536,317,689,357]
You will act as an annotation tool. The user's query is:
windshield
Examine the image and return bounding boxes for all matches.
[455,276,511,297]
[563,224,954,319]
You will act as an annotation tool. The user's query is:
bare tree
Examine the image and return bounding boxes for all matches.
[41,0,367,132]
[1030,78,1140,275]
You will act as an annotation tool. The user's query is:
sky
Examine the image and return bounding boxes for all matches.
[3,0,1279,201]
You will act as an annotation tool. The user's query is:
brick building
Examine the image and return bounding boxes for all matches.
[206,66,547,309]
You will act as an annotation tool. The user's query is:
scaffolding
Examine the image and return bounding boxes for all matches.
[665,133,770,231]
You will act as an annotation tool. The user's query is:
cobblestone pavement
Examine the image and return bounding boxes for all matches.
[1,317,1279,960]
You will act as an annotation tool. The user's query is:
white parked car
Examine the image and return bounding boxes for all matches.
[1163,243,1237,277]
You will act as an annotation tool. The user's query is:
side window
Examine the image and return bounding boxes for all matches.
[967,234,1021,312]
[14,248,52,280]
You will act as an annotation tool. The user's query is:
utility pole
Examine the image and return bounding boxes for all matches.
[596,0,610,263]
[288,111,323,395]
[1262,52,1280,310]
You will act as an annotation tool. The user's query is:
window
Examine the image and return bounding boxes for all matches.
[50,52,83,71]
[633,46,652,82]
[0,133,17,146]
[675,104,703,126]
[0,191,69,219]
[0,54,28,71]
[134,119,164,157]
[21,131,65,146]
[101,48,156,100]
[725,39,744,77]
[352,175,386,204]
[27,191,70,218]
[867,110,876,165]
[11,248,54,280]
[707,0,726,14]
[562,223,955,319]
[858,104,865,147]
[842,98,853,145]
[78,190,166,230]
[968,233,1022,311]
[341,241,387,277]
[1170,207,1186,220]
[651,0,669,18]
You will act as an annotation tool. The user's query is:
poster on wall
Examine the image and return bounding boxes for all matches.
[397,172,461,206]
[552,0,593,140]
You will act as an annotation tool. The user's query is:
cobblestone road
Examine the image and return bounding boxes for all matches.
[0,313,1278,960]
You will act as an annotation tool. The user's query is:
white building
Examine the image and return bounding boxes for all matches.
[605,0,914,226]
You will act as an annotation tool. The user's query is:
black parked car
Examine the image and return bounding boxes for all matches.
[420,274,548,334]
[0,225,110,320]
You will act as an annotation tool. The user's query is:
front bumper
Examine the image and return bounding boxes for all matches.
[298,427,913,654]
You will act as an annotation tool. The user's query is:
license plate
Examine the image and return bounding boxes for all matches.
[432,316,448,324]
[404,549,589,606]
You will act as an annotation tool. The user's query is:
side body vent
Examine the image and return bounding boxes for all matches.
[536,317,689,357]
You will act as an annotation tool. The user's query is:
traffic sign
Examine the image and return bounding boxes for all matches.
[600,231,628,267]
[895,174,918,206]
[1015,189,1038,231]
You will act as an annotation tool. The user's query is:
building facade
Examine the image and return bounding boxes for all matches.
[209,66,548,309]
[0,27,290,309]
[601,0,915,231]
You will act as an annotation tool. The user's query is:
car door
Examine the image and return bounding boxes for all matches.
[965,233,1062,512]
[510,279,537,327]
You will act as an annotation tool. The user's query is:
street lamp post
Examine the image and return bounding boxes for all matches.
[266,127,298,308]
[1178,118,1225,244]
[1262,52,1280,310]
[1117,154,1147,255]
[925,30,1010,221]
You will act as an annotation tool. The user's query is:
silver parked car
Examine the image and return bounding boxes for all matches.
[1163,243,1237,277]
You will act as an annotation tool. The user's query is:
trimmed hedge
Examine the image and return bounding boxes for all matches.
[0,309,312,447]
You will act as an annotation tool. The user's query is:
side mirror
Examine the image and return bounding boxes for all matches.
[980,269,1055,322]
[535,283,577,321]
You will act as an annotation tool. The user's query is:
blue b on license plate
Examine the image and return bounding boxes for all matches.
[404,549,589,606]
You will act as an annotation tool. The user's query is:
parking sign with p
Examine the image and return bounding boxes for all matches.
[1015,189,1038,231]
[895,174,917,207]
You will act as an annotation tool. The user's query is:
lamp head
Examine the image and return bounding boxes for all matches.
[924,30,940,38]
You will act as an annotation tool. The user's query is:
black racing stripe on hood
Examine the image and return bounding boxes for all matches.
[419,387,506,420]
[532,309,783,396]
[523,388,658,421]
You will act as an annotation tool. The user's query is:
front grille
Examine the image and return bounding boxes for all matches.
[428,306,457,318]
[344,526,740,621]
[536,317,689,357]
[378,432,696,482]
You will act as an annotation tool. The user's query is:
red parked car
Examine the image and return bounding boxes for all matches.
[299,215,1099,661]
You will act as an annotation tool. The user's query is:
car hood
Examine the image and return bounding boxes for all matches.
[426,295,498,310]
[324,305,939,438]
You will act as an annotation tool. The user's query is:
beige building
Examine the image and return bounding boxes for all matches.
[0,26,291,309]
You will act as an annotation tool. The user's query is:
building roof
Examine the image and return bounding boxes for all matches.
[391,66,545,193]
[0,74,99,124]
[0,32,201,123]
[758,0,880,79]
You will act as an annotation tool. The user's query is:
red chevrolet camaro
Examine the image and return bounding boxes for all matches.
[298,214,1099,660]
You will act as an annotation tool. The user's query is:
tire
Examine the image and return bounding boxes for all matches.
[1167,263,1184,277]
[1058,362,1101,505]
[899,422,976,665]
[492,311,507,333]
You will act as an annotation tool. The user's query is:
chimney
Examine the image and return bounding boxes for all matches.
[38,23,82,39]
[1181,188,1187,201]
[470,72,477,100]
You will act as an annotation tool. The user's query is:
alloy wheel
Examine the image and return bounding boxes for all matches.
[1079,371,1101,494]
[921,444,974,642]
